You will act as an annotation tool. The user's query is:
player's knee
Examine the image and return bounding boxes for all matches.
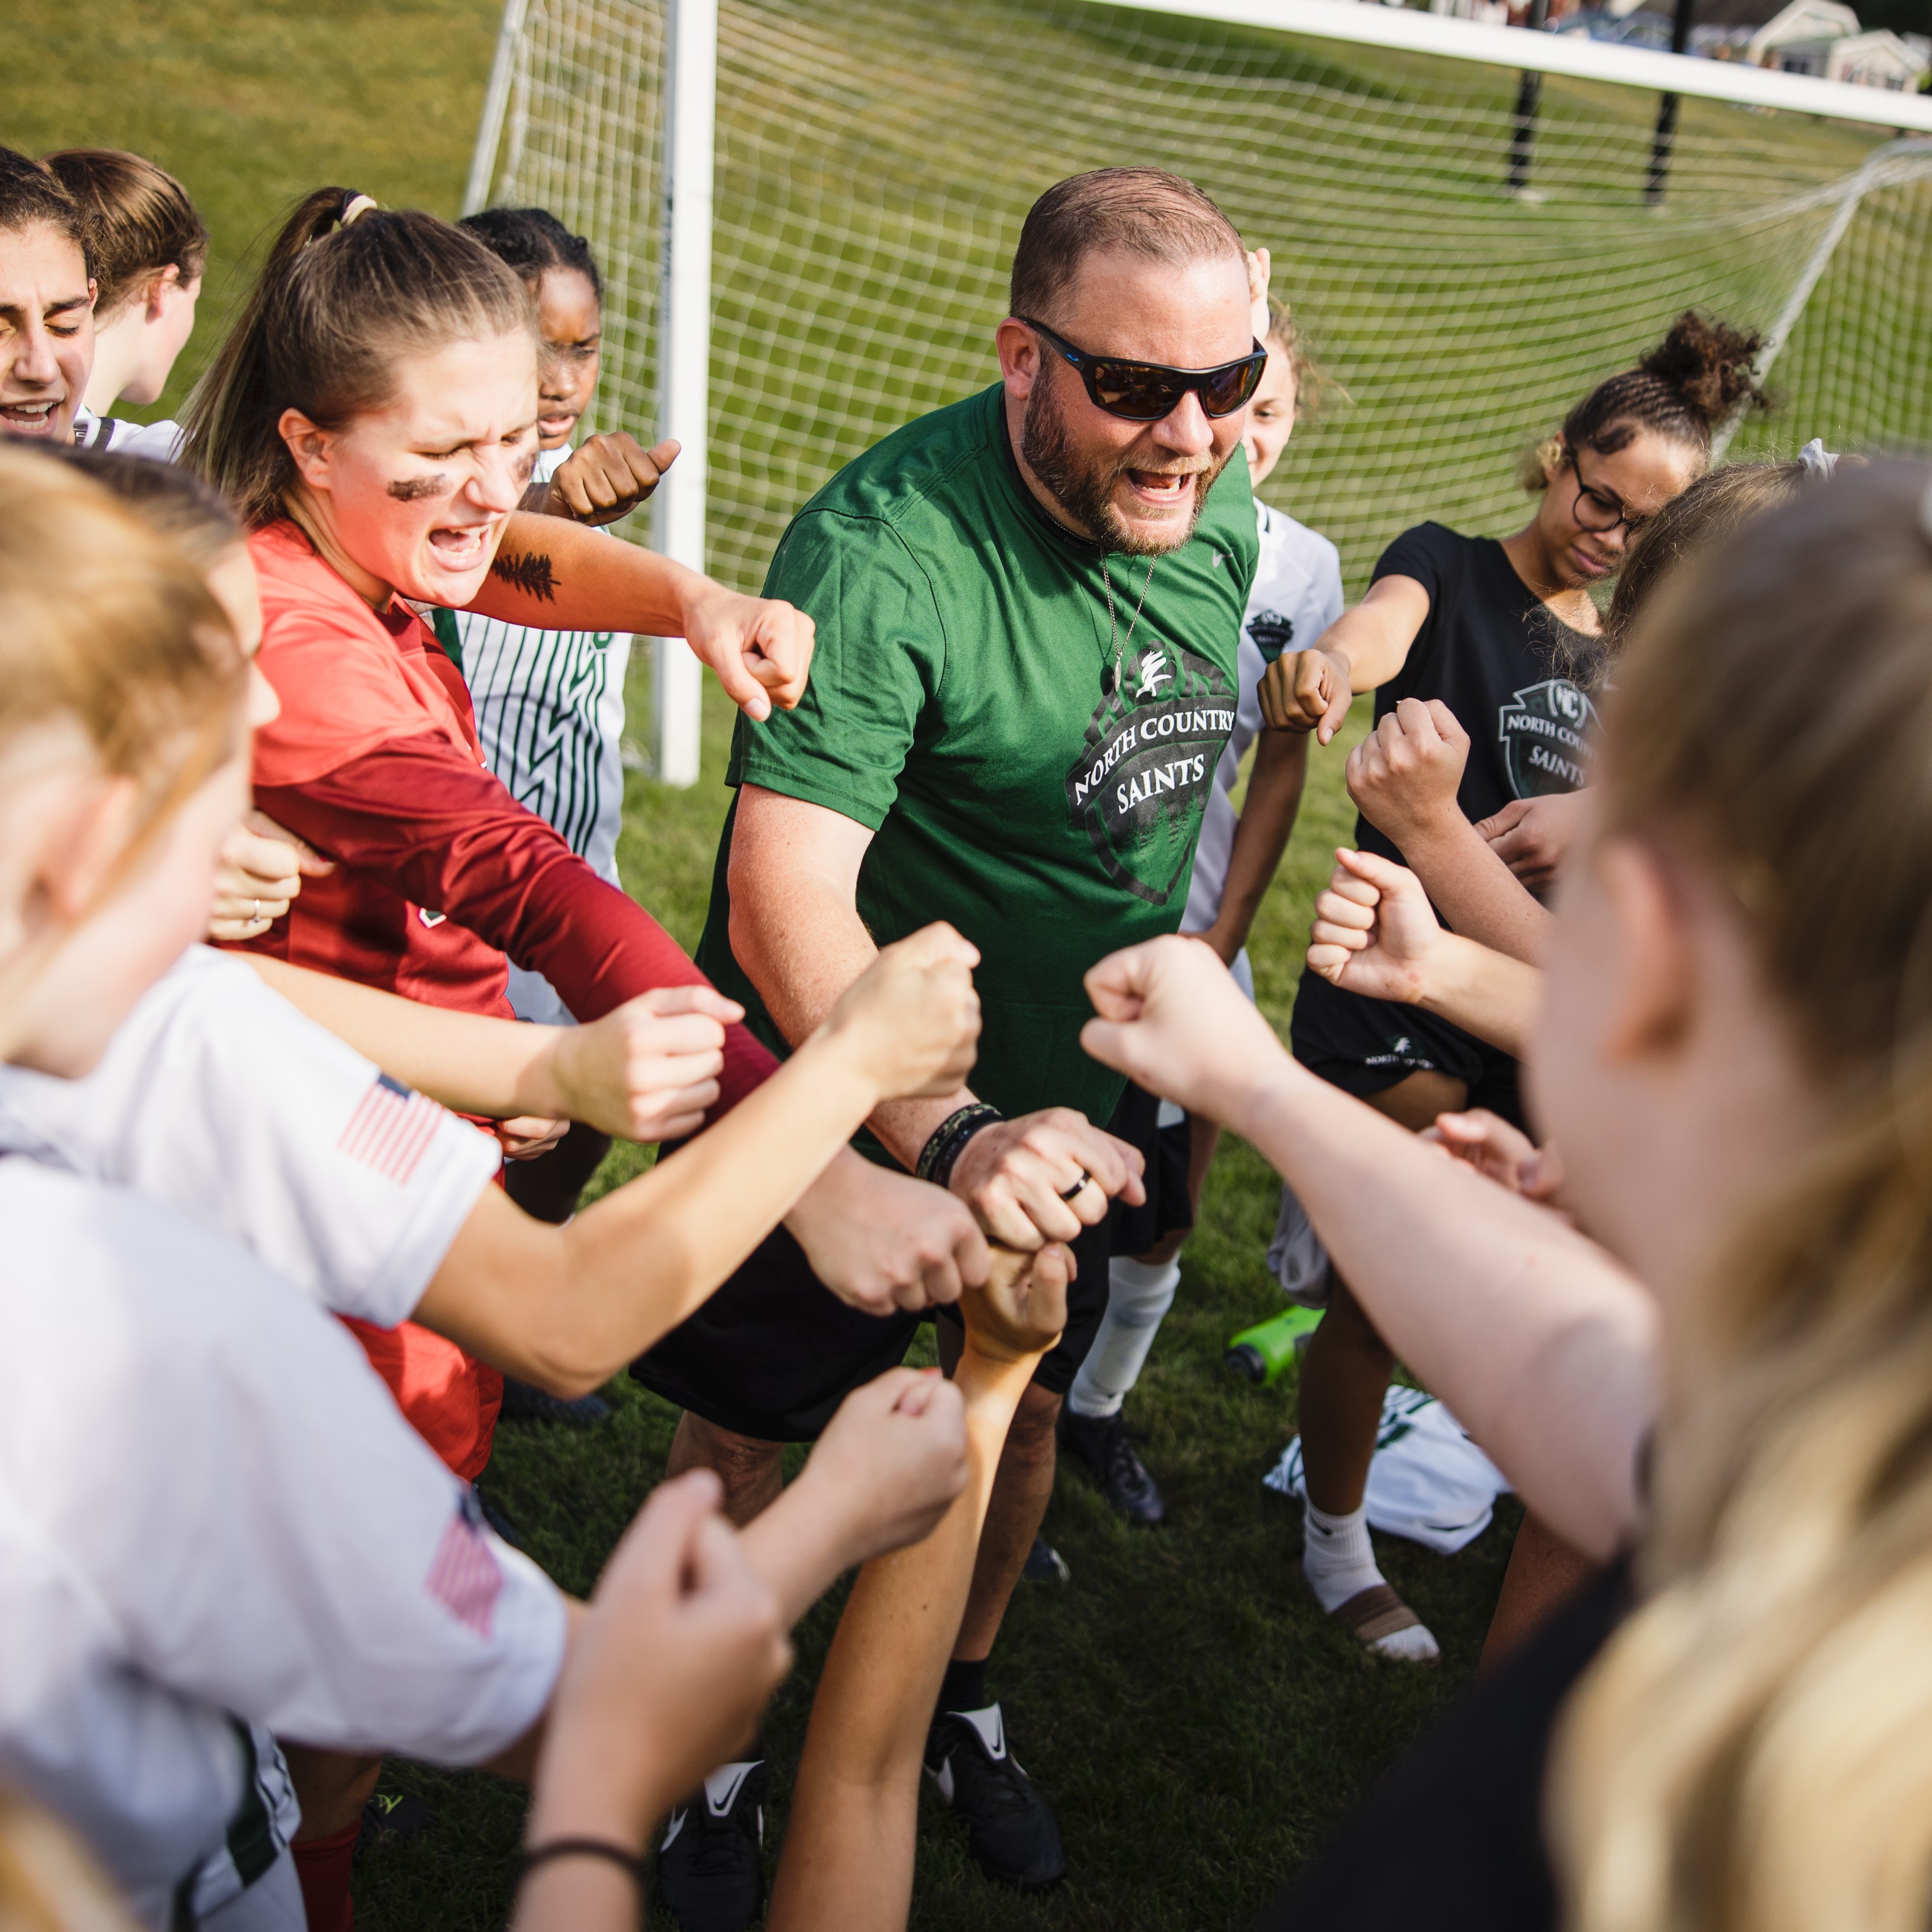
[1317,1277,1395,1364]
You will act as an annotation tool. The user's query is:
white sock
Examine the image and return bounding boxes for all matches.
[1066,1257,1181,1420]
[1300,1500,1381,1609]
[1301,1501,1439,1662]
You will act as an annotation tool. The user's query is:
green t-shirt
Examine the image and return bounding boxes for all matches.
[696,380,1259,1129]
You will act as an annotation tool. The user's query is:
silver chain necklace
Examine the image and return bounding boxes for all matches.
[1100,553,1157,695]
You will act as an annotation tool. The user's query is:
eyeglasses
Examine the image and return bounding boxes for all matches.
[1567,451,1652,535]
[1020,317,1267,422]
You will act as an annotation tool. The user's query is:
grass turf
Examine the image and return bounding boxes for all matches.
[11,6,1522,1924]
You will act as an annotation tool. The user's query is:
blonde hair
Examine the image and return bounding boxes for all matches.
[1550,460,1932,1932]
[0,446,243,820]
[1262,292,1338,421]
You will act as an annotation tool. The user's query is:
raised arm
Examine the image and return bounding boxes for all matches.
[1258,574,1430,746]
[1080,936,1655,1559]
[1306,849,1542,1060]
[1344,698,1550,964]
[464,512,812,721]
[766,1244,1069,1932]
[415,927,983,1394]
[728,784,1146,1252]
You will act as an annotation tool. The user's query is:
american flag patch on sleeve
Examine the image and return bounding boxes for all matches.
[337,1073,440,1185]
[425,1491,504,1637]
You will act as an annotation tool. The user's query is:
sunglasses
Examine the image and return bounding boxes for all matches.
[1020,317,1267,422]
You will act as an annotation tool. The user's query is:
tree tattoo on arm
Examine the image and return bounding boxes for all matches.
[490,547,559,604]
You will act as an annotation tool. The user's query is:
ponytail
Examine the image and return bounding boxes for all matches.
[179,188,534,527]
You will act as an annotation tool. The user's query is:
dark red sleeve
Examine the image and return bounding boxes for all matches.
[254,734,778,1112]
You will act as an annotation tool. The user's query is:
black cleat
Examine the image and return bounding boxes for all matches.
[924,1704,1066,1891]
[498,1377,611,1428]
[1058,1407,1166,1528]
[654,1760,766,1932]
[354,1788,433,1864]
[1021,1534,1071,1584]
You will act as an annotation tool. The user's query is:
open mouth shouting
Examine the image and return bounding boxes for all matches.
[427,521,502,572]
[1123,466,1202,512]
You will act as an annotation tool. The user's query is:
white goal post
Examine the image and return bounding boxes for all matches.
[465,0,1932,786]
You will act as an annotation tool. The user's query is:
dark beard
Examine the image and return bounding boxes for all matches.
[1020,373,1228,556]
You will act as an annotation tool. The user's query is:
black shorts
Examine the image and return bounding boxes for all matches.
[1289,967,1524,1127]
[629,1083,1194,1443]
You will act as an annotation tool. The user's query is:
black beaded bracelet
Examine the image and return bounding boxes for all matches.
[516,1837,647,1889]
[916,1102,1004,1188]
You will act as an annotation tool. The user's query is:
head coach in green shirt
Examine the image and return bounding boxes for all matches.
[633,168,1261,1908]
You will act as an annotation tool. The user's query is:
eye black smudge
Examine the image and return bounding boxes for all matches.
[387,475,447,502]
[490,549,557,603]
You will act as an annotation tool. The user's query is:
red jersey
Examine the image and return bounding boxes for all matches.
[234,522,780,1479]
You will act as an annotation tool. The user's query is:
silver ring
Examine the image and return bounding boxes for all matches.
[251,899,261,924]
[1058,1169,1092,1202]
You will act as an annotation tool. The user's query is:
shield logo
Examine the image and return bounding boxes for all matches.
[1498,679,1599,799]
[1065,640,1238,905]
[1245,607,1295,661]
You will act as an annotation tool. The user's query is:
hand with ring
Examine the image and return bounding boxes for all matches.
[945,1107,1146,1251]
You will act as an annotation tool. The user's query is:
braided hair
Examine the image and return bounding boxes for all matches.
[1521,311,1768,491]
[459,206,602,301]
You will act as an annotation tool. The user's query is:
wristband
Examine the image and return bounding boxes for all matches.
[517,1838,647,1889]
[917,1103,1004,1188]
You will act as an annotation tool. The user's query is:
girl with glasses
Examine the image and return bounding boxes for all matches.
[1252,311,1765,1665]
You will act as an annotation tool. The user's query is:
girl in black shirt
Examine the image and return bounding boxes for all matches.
[1081,459,1932,1932]
[1255,315,1766,1663]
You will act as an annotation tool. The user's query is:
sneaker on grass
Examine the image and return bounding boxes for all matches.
[1021,1534,1071,1584]
[1057,1406,1166,1528]
[923,1704,1066,1891]
[654,1759,766,1932]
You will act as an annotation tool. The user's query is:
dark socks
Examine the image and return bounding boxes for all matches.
[939,1656,990,1713]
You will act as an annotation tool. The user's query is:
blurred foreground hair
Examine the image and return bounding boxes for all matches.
[1553,461,1932,1932]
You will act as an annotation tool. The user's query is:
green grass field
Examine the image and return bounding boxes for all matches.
[7,3,1786,1924]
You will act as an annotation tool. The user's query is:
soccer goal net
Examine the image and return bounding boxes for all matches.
[467,0,1932,614]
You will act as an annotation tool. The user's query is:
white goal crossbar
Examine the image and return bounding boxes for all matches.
[1111,0,1932,131]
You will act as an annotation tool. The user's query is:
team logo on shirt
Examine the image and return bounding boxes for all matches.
[1498,679,1598,799]
[1065,640,1237,906]
[1244,608,1295,662]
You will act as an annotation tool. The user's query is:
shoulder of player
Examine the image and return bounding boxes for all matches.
[790,385,1004,535]
[0,1163,343,1364]
[249,524,398,650]
[1254,503,1340,582]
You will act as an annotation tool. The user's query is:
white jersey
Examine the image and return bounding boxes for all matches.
[71,404,182,462]
[0,1162,566,1929]
[0,945,499,1328]
[1182,498,1344,935]
[454,446,629,1024]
